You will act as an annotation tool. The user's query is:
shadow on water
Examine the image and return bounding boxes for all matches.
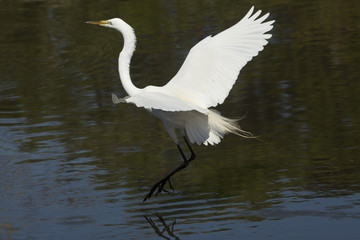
[1,0,360,239]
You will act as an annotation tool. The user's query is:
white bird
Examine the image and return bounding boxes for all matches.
[87,6,274,201]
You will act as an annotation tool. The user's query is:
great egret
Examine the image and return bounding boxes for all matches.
[87,6,274,201]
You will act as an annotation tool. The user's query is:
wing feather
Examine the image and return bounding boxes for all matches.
[125,91,208,114]
[163,6,274,108]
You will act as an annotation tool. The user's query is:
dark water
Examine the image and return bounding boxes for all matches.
[1,0,360,239]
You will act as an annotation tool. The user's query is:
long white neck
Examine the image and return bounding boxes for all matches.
[117,22,141,96]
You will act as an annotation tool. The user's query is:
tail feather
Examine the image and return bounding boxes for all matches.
[205,109,254,145]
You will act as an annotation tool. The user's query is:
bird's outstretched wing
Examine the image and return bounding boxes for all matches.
[163,6,274,108]
[124,91,208,114]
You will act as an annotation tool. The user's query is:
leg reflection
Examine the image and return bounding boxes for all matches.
[144,215,179,240]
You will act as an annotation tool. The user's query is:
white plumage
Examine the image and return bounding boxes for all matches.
[87,6,274,201]
[163,8,273,109]
[108,6,274,145]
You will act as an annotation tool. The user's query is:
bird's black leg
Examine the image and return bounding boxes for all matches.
[183,137,196,161]
[143,138,197,202]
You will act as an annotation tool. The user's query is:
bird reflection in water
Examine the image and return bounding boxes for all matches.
[145,215,179,240]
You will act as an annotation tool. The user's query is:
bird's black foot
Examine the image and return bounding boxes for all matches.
[143,138,196,202]
[143,176,174,202]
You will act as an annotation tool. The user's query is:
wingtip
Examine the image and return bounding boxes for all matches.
[112,93,126,104]
[244,6,255,19]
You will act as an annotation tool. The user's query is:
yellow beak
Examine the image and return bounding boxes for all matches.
[86,20,110,25]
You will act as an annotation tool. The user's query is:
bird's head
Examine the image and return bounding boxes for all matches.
[86,19,115,28]
[87,18,132,29]
[86,18,133,35]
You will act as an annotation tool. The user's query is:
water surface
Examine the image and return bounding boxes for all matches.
[1,0,360,239]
